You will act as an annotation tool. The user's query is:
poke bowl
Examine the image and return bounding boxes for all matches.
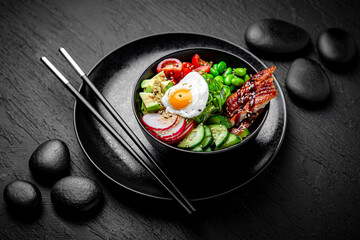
[132,48,277,164]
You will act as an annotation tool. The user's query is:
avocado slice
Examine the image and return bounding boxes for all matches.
[161,81,174,93]
[139,92,161,113]
[141,79,155,89]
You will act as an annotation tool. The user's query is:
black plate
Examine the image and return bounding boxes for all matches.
[74,33,287,201]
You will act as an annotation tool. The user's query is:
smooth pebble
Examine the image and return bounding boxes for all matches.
[245,19,310,54]
[50,176,103,214]
[286,58,330,103]
[317,28,357,64]
[29,139,70,183]
[3,180,42,212]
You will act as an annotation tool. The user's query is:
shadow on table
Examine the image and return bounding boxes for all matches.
[90,138,290,222]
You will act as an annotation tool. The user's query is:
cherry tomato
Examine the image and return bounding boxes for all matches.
[191,54,210,68]
[183,62,194,69]
[157,58,183,79]
[194,65,211,73]
[182,62,194,77]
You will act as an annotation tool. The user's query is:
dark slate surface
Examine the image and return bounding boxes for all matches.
[1,0,360,239]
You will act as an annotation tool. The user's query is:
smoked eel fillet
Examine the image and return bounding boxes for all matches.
[224,66,276,118]
[224,66,278,135]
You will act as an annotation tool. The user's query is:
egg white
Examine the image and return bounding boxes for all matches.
[162,72,209,118]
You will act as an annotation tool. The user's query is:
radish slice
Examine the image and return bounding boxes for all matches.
[151,117,186,141]
[165,120,195,144]
[142,113,178,130]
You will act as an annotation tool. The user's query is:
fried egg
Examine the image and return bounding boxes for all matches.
[162,72,209,118]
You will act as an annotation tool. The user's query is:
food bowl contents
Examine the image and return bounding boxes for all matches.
[29,139,70,183]
[3,180,42,213]
[138,53,278,151]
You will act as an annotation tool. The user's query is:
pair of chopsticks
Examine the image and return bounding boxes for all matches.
[41,48,196,214]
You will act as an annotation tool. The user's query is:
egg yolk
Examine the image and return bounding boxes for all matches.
[169,89,192,109]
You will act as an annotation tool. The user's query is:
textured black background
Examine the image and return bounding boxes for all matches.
[1,0,360,239]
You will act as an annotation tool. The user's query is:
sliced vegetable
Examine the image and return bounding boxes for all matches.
[160,81,173,93]
[139,92,161,113]
[182,62,194,78]
[192,54,211,68]
[157,58,183,79]
[151,117,186,141]
[199,125,213,149]
[165,119,195,144]
[237,128,251,139]
[141,79,155,88]
[203,147,212,152]
[194,65,211,73]
[142,112,178,130]
[209,124,229,148]
[206,115,232,129]
[190,145,203,152]
[215,133,241,150]
[178,124,205,149]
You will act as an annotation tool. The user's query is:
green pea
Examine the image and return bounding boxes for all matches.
[217,61,227,74]
[224,74,234,85]
[231,77,244,87]
[213,63,218,70]
[214,75,224,84]
[207,74,214,79]
[210,68,219,76]
[234,68,246,77]
[244,74,250,82]
[223,67,232,77]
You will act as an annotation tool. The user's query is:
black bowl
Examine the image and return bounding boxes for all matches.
[132,48,270,164]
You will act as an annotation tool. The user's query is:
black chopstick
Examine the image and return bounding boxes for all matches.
[40,56,195,214]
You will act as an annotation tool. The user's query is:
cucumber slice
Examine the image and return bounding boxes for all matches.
[238,128,251,140]
[191,145,203,152]
[209,124,229,148]
[178,124,205,149]
[204,147,212,152]
[216,133,241,150]
[199,125,213,149]
[206,115,232,129]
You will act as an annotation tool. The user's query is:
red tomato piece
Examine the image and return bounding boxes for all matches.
[191,54,210,68]
[157,58,183,79]
[183,62,194,69]
[194,65,211,73]
[181,62,194,78]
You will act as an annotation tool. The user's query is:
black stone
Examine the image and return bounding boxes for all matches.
[245,19,310,54]
[50,176,103,215]
[3,180,42,212]
[29,139,70,184]
[286,58,330,103]
[317,28,357,65]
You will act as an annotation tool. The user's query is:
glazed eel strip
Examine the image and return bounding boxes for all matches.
[224,66,276,118]
[223,66,277,134]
